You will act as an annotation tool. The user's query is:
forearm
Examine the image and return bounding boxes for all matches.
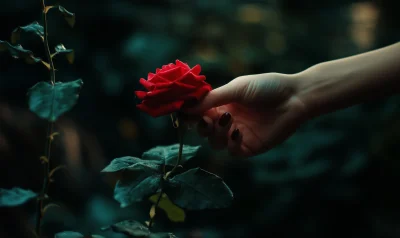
[295,42,400,118]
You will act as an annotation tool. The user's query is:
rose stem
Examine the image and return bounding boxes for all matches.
[148,114,184,230]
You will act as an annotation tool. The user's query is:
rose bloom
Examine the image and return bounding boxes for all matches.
[135,60,212,117]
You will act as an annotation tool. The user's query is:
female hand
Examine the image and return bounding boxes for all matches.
[185,73,308,157]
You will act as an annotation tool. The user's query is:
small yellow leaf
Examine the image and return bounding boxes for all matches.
[66,51,75,64]
[149,193,185,222]
[149,205,156,219]
[49,132,60,141]
[11,32,20,44]
[44,6,55,14]
[40,156,48,164]
[41,60,50,70]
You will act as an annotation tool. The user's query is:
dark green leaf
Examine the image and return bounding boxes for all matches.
[11,21,44,44]
[54,231,105,238]
[0,40,45,65]
[167,168,233,210]
[54,231,83,238]
[54,44,75,64]
[142,144,201,166]
[150,233,177,238]
[111,220,150,237]
[101,156,162,173]
[27,79,83,122]
[58,6,76,27]
[0,187,37,207]
[114,174,161,208]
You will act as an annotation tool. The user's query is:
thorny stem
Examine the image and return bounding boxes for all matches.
[148,116,184,230]
[35,0,57,236]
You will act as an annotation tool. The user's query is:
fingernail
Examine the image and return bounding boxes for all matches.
[198,118,208,129]
[231,128,240,140]
[218,112,231,127]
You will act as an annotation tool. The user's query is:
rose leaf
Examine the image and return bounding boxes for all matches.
[110,220,150,237]
[0,40,46,66]
[142,144,201,166]
[11,21,44,44]
[54,231,84,238]
[27,79,83,122]
[101,156,162,173]
[149,193,185,222]
[110,220,176,238]
[58,6,76,28]
[166,168,234,210]
[54,231,106,238]
[114,173,161,208]
[0,187,37,207]
[54,44,74,64]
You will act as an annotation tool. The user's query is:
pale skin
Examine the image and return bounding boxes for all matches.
[185,42,400,157]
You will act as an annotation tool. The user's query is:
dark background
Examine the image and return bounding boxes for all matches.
[0,0,400,237]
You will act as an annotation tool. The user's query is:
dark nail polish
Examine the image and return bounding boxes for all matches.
[231,128,240,140]
[198,118,208,128]
[218,112,231,127]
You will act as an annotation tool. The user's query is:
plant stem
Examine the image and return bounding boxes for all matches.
[35,0,56,236]
[148,117,184,230]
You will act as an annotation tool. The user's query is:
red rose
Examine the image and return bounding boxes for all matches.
[135,60,212,117]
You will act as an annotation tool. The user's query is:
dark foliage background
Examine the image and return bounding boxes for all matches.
[0,0,399,237]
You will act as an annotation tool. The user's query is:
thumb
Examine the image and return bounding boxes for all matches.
[185,82,238,114]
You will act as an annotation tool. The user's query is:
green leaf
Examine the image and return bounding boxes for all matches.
[54,231,83,238]
[0,40,46,66]
[111,220,150,237]
[101,156,162,173]
[54,44,75,64]
[150,233,177,238]
[114,174,161,208]
[167,168,233,210]
[142,144,201,166]
[27,79,83,122]
[58,6,76,27]
[149,193,185,222]
[0,187,37,207]
[54,231,105,238]
[11,21,44,44]
[110,220,176,238]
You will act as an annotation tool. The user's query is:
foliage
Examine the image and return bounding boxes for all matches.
[27,79,83,122]
[0,1,83,238]
[0,187,37,207]
[110,220,177,238]
[102,142,234,236]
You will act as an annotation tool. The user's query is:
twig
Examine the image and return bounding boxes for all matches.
[35,0,57,236]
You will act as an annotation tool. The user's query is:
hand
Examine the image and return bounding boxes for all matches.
[185,73,308,157]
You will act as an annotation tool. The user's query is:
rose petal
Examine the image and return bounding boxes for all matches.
[139,78,154,90]
[137,100,184,117]
[135,91,147,99]
[148,74,170,83]
[175,60,190,70]
[190,64,201,75]
[182,84,212,100]
[177,71,206,85]
[158,66,187,82]
[147,73,155,80]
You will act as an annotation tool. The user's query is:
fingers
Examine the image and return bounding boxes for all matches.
[196,110,242,154]
[185,82,237,114]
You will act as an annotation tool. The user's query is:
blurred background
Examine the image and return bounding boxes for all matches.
[0,0,399,237]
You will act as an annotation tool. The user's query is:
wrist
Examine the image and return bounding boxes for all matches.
[291,63,330,119]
